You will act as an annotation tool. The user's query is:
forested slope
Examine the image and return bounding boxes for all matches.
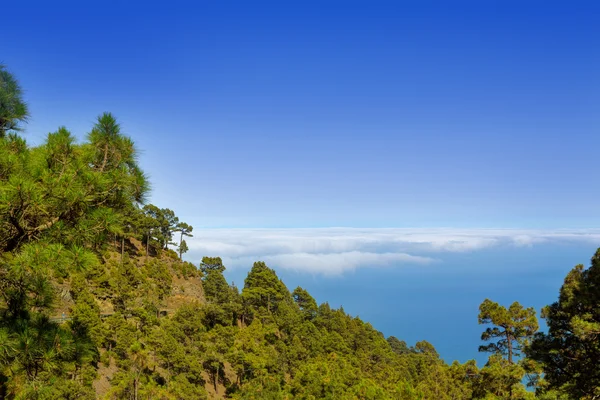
[1,64,598,399]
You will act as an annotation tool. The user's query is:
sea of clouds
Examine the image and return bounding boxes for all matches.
[184,228,600,275]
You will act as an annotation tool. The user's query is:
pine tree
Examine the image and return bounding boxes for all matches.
[478,299,538,364]
[528,249,600,399]
[0,64,28,137]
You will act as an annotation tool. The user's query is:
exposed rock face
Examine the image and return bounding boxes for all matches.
[167,274,205,310]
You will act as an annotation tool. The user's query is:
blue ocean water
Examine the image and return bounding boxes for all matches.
[224,241,599,365]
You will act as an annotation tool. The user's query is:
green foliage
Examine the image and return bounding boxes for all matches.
[471,354,533,399]
[0,65,28,137]
[292,286,318,321]
[203,270,230,303]
[142,205,180,250]
[242,262,291,323]
[200,256,225,274]
[179,239,189,259]
[175,223,193,260]
[478,299,538,364]
[387,336,410,355]
[0,63,589,399]
[528,249,600,399]
[0,118,148,253]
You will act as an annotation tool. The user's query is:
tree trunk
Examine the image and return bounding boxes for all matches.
[179,231,183,260]
[507,332,513,364]
[214,366,219,393]
[100,144,109,172]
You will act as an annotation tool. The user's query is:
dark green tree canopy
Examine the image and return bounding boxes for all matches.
[292,286,318,320]
[242,261,291,315]
[0,115,148,253]
[415,340,439,358]
[0,70,150,396]
[142,205,182,250]
[201,257,230,304]
[200,256,225,274]
[0,65,28,137]
[478,299,538,364]
[387,336,410,355]
[175,222,193,260]
[179,239,189,257]
[528,249,600,399]
[176,222,193,238]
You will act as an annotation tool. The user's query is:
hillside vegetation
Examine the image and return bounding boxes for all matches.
[1,64,599,399]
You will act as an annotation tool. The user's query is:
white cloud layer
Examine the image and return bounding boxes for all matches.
[184,228,600,275]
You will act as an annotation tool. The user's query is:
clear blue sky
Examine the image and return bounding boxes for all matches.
[4,0,599,229]
[3,0,600,363]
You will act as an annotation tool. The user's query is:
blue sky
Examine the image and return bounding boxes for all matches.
[3,0,600,363]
